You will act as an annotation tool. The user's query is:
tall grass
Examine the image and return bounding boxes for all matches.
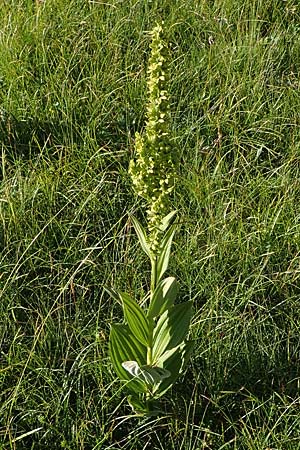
[0,0,300,448]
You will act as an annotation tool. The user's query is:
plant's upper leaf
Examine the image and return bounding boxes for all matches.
[148,276,178,319]
[156,224,176,283]
[159,210,177,232]
[152,301,193,361]
[120,292,150,346]
[130,215,151,259]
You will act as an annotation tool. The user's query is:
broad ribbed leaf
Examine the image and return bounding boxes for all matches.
[155,344,181,367]
[156,225,176,283]
[120,292,150,346]
[152,301,193,361]
[109,324,147,393]
[155,340,194,397]
[148,277,178,319]
[154,346,182,396]
[131,215,151,259]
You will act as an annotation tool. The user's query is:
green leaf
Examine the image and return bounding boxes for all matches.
[109,324,147,393]
[130,215,151,259]
[120,292,150,346]
[156,344,181,367]
[152,301,193,361]
[159,210,177,232]
[180,340,195,373]
[127,395,148,415]
[148,277,178,319]
[154,340,194,397]
[154,345,182,396]
[127,395,163,416]
[122,361,170,386]
[156,224,176,283]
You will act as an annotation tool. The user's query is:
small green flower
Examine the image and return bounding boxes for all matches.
[129,23,176,254]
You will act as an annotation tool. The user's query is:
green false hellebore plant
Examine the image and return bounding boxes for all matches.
[107,23,194,416]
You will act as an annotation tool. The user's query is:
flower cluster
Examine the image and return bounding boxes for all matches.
[129,23,176,254]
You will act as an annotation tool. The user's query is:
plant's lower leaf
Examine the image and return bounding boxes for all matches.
[127,395,164,416]
[109,324,147,393]
[152,301,193,361]
[148,276,178,319]
[120,292,150,346]
[180,340,195,373]
[154,340,194,397]
[122,360,171,386]
[154,345,182,396]
[127,395,148,415]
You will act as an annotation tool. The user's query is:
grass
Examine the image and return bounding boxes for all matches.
[0,0,300,448]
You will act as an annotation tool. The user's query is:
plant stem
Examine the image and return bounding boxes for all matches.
[147,316,155,363]
[150,256,158,296]
[148,256,158,366]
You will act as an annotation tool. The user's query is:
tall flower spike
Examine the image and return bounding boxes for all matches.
[129,23,176,255]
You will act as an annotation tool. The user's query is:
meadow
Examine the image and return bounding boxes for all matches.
[0,0,300,448]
